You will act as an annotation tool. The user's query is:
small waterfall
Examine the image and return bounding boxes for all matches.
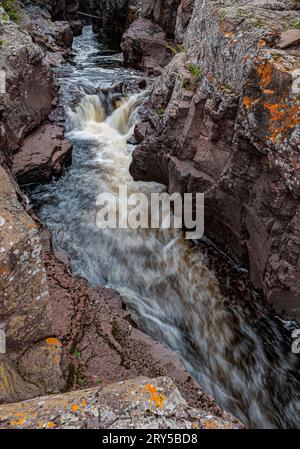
[28,27,300,429]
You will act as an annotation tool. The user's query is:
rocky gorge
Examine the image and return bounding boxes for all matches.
[0,0,299,430]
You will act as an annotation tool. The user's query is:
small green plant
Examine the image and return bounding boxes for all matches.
[74,348,81,359]
[180,75,192,90]
[293,20,300,29]
[77,376,86,386]
[272,53,281,62]
[157,106,165,118]
[187,63,202,82]
[0,0,19,22]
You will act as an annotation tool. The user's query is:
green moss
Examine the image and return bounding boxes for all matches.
[74,348,81,359]
[66,363,76,391]
[293,20,300,29]
[157,107,165,118]
[252,19,265,28]
[187,63,202,82]
[0,0,19,22]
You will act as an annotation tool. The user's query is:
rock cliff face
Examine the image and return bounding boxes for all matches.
[80,0,139,43]
[25,0,83,34]
[130,0,300,320]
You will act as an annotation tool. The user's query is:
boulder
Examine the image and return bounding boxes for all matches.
[12,124,72,185]
[121,18,172,73]
[278,29,300,49]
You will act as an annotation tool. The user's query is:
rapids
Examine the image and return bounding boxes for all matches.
[28,27,300,429]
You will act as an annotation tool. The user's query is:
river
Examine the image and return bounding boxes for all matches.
[28,26,300,429]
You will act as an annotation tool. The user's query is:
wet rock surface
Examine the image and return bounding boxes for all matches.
[0,376,241,429]
[130,0,300,320]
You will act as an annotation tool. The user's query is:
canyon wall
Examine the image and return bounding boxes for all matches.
[129,0,300,320]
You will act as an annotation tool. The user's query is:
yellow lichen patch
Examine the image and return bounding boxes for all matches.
[145,384,165,408]
[16,418,26,426]
[46,338,61,347]
[46,421,57,429]
[72,404,79,412]
[27,223,37,230]
[205,419,219,429]
[81,399,88,407]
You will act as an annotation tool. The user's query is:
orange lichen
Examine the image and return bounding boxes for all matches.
[0,266,9,276]
[258,39,266,49]
[145,384,165,408]
[46,338,61,346]
[243,96,252,109]
[47,421,57,429]
[264,100,300,144]
[255,59,300,144]
[257,62,273,90]
[72,404,79,412]
[16,418,26,426]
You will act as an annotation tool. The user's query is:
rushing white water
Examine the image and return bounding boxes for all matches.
[29,27,300,429]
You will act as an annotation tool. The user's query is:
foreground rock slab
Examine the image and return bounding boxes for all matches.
[0,376,241,429]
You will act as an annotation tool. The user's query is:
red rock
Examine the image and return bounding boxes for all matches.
[12,124,72,185]
[121,18,173,73]
[278,29,300,49]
